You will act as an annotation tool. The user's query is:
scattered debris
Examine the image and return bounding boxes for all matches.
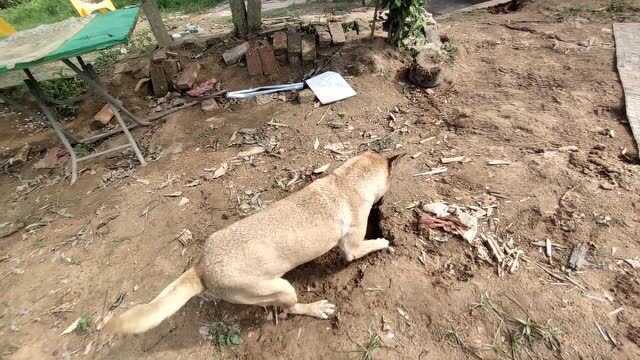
[164,191,183,197]
[313,163,330,174]
[185,179,201,187]
[297,89,316,104]
[414,167,447,176]
[210,162,229,179]
[7,144,30,167]
[237,146,265,158]
[568,242,589,270]
[178,197,190,207]
[624,258,640,269]
[441,156,465,164]
[0,222,25,239]
[176,229,193,246]
[420,202,477,243]
[324,142,352,156]
[487,160,511,166]
[33,147,69,169]
[201,98,220,112]
[186,78,218,97]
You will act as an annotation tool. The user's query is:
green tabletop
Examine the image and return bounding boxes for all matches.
[0,6,140,74]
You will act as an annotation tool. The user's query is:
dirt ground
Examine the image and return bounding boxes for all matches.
[2,0,640,359]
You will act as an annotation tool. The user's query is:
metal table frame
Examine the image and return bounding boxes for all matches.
[23,55,148,184]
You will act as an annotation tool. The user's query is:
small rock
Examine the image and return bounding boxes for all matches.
[178,197,190,207]
[297,89,316,104]
[600,182,616,190]
[205,117,225,129]
[201,98,220,112]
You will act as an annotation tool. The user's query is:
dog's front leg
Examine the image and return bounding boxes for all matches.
[339,222,389,262]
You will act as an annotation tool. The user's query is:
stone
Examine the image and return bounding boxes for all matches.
[175,62,201,90]
[297,89,316,104]
[223,42,250,65]
[201,98,220,112]
[163,59,179,80]
[205,117,225,129]
[328,22,346,45]
[245,44,263,76]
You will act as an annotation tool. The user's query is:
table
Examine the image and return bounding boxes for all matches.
[0,6,148,184]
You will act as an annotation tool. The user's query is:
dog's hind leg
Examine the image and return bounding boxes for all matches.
[225,278,336,319]
[339,222,389,262]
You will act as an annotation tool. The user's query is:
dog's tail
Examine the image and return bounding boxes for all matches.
[105,267,204,334]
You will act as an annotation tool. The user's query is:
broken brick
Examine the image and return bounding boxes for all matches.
[175,62,201,91]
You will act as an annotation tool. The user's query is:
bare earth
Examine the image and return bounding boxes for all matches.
[2,0,640,359]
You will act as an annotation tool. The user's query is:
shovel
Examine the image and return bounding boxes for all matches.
[225,71,356,105]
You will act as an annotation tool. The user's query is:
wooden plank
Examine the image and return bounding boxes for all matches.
[141,0,172,47]
[614,23,640,154]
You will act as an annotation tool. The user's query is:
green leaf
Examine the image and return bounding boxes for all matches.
[229,334,242,345]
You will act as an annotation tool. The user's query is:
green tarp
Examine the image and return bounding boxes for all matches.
[0,6,139,74]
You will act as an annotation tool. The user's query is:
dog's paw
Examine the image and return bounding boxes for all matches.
[309,300,336,320]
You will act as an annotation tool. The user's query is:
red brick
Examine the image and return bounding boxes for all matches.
[272,31,287,55]
[257,41,278,75]
[245,44,263,76]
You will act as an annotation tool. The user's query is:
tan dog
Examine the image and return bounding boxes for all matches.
[106,151,403,334]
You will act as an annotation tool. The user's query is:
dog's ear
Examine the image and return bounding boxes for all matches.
[387,153,406,173]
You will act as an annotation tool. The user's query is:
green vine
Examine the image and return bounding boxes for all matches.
[381,0,436,50]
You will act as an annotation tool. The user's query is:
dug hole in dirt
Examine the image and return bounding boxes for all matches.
[2,0,640,359]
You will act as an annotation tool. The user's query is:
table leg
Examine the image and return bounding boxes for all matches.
[112,106,147,166]
[22,69,80,144]
[62,59,151,126]
[24,79,79,184]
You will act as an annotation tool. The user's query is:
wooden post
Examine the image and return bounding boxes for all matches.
[141,0,172,47]
[230,0,249,35]
[246,0,262,32]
